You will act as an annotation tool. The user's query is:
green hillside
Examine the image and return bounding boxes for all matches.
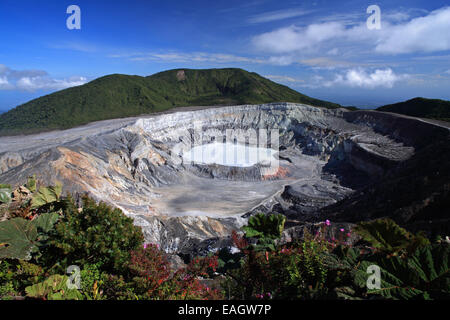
[0,68,341,136]
[377,97,450,122]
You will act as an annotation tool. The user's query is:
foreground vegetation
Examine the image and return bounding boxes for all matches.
[0,179,448,300]
[0,68,341,136]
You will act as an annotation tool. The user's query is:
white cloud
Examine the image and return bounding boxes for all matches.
[0,64,87,91]
[252,22,346,54]
[247,9,312,24]
[114,51,267,64]
[251,7,450,60]
[299,57,357,69]
[323,68,408,89]
[375,7,450,54]
[16,76,87,91]
[0,76,13,89]
[264,75,304,83]
[267,55,296,66]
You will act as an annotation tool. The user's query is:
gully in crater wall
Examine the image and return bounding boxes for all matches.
[0,103,448,252]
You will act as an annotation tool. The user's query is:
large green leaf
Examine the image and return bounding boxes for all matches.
[355,245,450,300]
[0,213,60,260]
[31,184,62,209]
[25,175,37,193]
[334,286,364,300]
[242,213,286,240]
[0,218,38,260]
[407,244,449,286]
[355,260,425,299]
[353,218,429,254]
[32,212,60,233]
[323,246,361,272]
[25,274,83,300]
[0,187,12,204]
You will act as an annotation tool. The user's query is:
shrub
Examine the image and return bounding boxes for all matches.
[127,245,222,300]
[225,234,331,300]
[80,263,103,299]
[44,196,144,273]
[128,245,171,297]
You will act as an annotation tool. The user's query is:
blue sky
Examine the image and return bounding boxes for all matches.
[0,0,450,112]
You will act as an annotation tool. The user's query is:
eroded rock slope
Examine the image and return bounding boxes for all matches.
[0,103,448,252]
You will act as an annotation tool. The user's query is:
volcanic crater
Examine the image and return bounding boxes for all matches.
[1,103,449,253]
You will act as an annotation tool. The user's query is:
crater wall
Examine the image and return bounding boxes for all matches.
[1,103,447,251]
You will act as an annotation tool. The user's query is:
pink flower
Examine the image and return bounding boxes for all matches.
[346,232,351,237]
[340,228,345,232]
[325,220,331,226]
[143,243,148,249]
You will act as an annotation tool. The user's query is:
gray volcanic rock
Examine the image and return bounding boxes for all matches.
[0,103,448,251]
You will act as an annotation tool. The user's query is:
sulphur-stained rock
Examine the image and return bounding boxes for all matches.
[0,103,448,250]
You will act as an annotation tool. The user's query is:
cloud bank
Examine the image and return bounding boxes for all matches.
[319,68,408,89]
[376,7,450,54]
[252,7,450,59]
[0,65,87,91]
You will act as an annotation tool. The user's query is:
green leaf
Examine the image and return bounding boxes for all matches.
[26,175,37,193]
[241,227,263,238]
[355,260,422,299]
[353,218,429,254]
[242,213,286,240]
[0,213,59,260]
[407,244,449,285]
[25,274,83,300]
[31,212,60,233]
[334,286,363,300]
[355,245,450,299]
[31,183,62,209]
[0,187,12,204]
[0,218,38,260]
